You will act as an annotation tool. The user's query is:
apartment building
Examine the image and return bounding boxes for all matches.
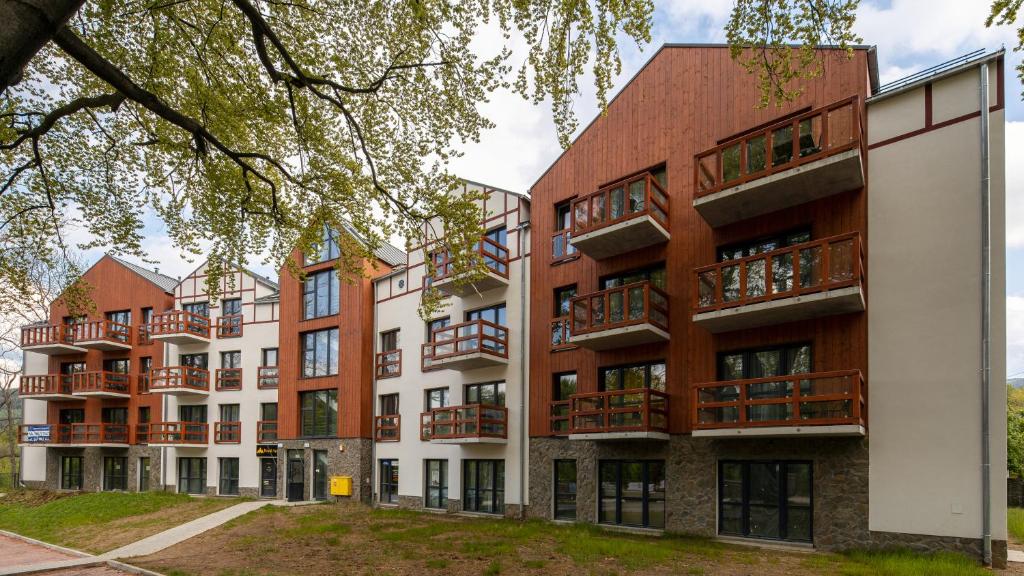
[372,182,530,515]
[526,45,1006,564]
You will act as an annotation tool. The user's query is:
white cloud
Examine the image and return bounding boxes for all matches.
[856,0,1017,57]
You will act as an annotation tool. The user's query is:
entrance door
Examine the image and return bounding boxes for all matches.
[261,458,278,498]
[138,457,150,492]
[313,451,329,500]
[287,451,304,501]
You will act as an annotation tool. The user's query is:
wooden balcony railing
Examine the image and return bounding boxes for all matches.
[19,374,73,396]
[376,350,401,379]
[425,236,510,288]
[420,404,508,441]
[694,233,863,313]
[567,388,669,435]
[570,281,669,336]
[257,366,279,389]
[18,423,131,445]
[550,317,572,350]
[71,319,131,345]
[149,366,210,392]
[550,400,571,434]
[146,421,209,444]
[421,319,508,370]
[20,324,74,348]
[214,421,241,444]
[135,423,150,444]
[375,415,400,442]
[137,325,153,345]
[695,96,863,197]
[137,372,150,394]
[147,310,210,339]
[551,229,578,262]
[693,370,865,430]
[571,171,669,237]
[215,368,242,391]
[71,371,131,395]
[256,420,278,442]
[216,314,243,338]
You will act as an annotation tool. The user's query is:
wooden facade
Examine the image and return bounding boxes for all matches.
[528,46,872,436]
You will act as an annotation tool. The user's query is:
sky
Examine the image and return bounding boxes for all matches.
[70,0,1023,379]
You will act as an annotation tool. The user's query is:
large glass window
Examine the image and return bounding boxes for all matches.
[465,303,507,327]
[306,227,341,265]
[426,317,450,342]
[301,328,339,377]
[465,381,505,406]
[221,350,241,369]
[102,407,128,424]
[481,226,508,274]
[719,461,812,542]
[300,390,338,437]
[601,264,666,291]
[180,353,208,368]
[222,298,242,315]
[598,460,665,529]
[138,357,152,393]
[554,460,577,520]
[718,344,812,424]
[220,404,240,422]
[551,372,577,434]
[59,408,84,424]
[718,229,811,262]
[61,456,82,490]
[303,270,341,319]
[314,450,329,500]
[103,457,128,491]
[380,459,399,504]
[262,348,279,367]
[179,404,207,422]
[552,202,578,259]
[551,285,576,347]
[106,309,131,325]
[178,457,207,494]
[379,393,399,416]
[183,301,209,318]
[219,458,240,495]
[425,459,448,509]
[426,387,449,410]
[465,304,507,354]
[600,361,666,392]
[463,460,504,514]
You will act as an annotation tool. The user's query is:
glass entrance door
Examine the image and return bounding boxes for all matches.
[313,451,329,500]
[287,450,304,501]
[261,458,278,498]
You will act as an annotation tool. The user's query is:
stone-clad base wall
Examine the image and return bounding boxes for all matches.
[40,446,162,492]
[277,438,372,503]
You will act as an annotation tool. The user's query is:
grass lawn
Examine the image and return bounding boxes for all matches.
[0,490,239,554]
[127,502,994,576]
[1010,508,1024,543]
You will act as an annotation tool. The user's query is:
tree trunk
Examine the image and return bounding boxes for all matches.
[0,0,85,92]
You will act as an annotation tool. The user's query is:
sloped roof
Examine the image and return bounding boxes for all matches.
[337,220,407,267]
[244,268,279,290]
[108,255,179,293]
[254,291,280,304]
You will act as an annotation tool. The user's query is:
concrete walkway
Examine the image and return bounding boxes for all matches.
[1009,548,1024,563]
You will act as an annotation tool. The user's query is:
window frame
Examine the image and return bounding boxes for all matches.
[553,460,577,520]
[464,381,506,407]
[425,387,449,410]
[219,457,240,496]
[597,460,666,529]
[300,389,338,438]
[717,460,814,543]
[598,361,667,392]
[304,227,341,265]
[380,459,399,504]
[300,328,339,378]
[177,457,207,495]
[462,459,504,514]
[424,459,448,509]
[379,393,399,416]
[61,456,83,490]
[717,342,813,381]
[103,456,128,491]
[302,269,341,320]
[182,301,209,318]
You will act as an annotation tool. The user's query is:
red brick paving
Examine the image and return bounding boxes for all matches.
[0,533,79,568]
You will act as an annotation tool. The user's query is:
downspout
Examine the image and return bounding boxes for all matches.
[516,220,529,520]
[370,281,379,505]
[162,340,170,491]
[979,61,992,567]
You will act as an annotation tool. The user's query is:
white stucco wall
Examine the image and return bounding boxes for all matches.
[19,350,50,482]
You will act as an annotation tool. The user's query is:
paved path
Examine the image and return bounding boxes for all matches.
[1009,548,1024,563]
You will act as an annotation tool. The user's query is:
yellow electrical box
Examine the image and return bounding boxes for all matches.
[330,475,352,496]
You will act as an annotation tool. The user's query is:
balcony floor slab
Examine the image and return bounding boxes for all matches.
[692,424,865,439]
[571,324,669,351]
[72,391,131,399]
[569,431,670,441]
[150,333,210,345]
[431,272,509,297]
[20,394,80,401]
[692,286,865,333]
[571,215,669,260]
[431,437,508,445]
[427,353,509,371]
[75,340,132,351]
[149,389,209,396]
[21,343,87,355]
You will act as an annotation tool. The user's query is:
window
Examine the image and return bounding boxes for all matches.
[222,298,242,315]
[180,404,207,423]
[183,301,209,318]
[598,460,665,528]
[716,344,812,423]
[718,229,811,262]
[463,460,504,514]
[102,359,131,392]
[426,317,450,341]
[601,264,666,290]
[261,403,278,421]
[425,460,448,509]
[219,458,240,495]
[301,328,339,377]
[139,457,150,492]
[141,307,153,326]
[61,456,83,490]
[465,303,506,327]
[219,299,243,336]
[138,357,152,393]
[551,373,576,433]
[600,361,666,392]
[180,353,208,368]
[379,394,399,416]
[719,461,812,542]
[220,404,240,422]
[306,227,341,265]
[552,202,578,260]
[106,309,131,325]
[138,406,150,424]
[380,459,399,504]
[300,389,338,437]
[221,351,241,369]
[262,348,279,367]
[103,457,128,491]
[59,409,84,424]
[380,330,399,352]
[425,388,449,410]
[102,407,128,424]
[465,382,505,406]
[178,457,207,494]
[551,285,576,347]
[303,269,341,319]
[554,460,577,520]
[481,226,508,274]
[465,304,507,354]
[554,373,577,401]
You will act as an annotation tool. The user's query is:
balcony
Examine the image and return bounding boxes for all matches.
[376,350,401,379]
[71,371,131,398]
[146,310,210,344]
[420,404,507,444]
[692,370,866,438]
[19,375,78,400]
[569,281,669,350]
[421,319,508,371]
[425,237,510,297]
[257,366,279,389]
[694,96,864,227]
[375,415,400,442]
[20,324,85,355]
[257,420,278,442]
[563,389,669,440]
[214,421,241,444]
[149,366,210,395]
[692,233,865,333]
[570,171,669,259]
[145,422,209,446]
[216,314,243,338]
[215,368,242,391]
[18,423,131,447]
[71,319,132,351]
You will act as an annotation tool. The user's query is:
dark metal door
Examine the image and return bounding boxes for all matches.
[261,458,277,498]
[287,458,304,501]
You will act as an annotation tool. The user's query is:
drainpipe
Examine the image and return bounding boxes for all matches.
[979,61,992,567]
[370,280,379,506]
[516,220,530,520]
[162,340,170,492]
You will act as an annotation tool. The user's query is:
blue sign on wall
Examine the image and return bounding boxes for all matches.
[25,425,51,443]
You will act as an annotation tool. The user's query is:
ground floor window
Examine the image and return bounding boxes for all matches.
[598,460,665,528]
[138,457,150,491]
[219,458,240,495]
[463,459,504,514]
[554,460,577,520]
[61,456,82,490]
[380,459,399,504]
[103,456,127,491]
[718,460,812,542]
[424,459,447,509]
[178,457,207,494]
